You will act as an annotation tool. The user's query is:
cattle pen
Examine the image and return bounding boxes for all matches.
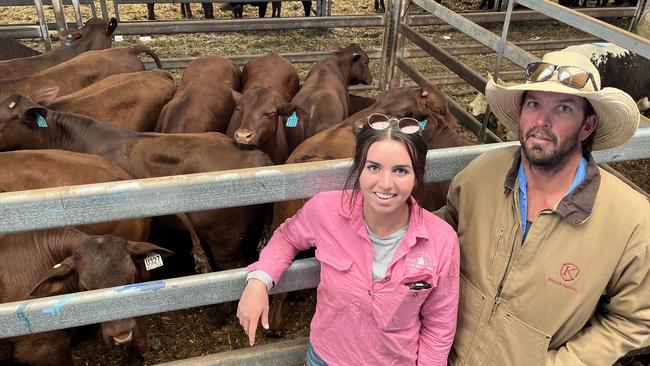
[1,0,650,365]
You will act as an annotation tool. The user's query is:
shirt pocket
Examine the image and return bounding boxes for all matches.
[495,312,551,366]
[374,273,437,331]
[315,247,354,312]
[453,273,487,362]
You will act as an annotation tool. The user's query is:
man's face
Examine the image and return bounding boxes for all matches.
[518,91,597,170]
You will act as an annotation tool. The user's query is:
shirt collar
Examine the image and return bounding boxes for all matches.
[504,149,601,226]
[338,190,430,244]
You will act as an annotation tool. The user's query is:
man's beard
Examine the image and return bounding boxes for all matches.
[519,125,581,172]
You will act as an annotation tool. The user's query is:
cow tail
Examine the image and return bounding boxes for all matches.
[175,212,213,274]
[131,44,163,69]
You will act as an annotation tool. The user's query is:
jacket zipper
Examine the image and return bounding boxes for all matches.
[487,223,518,324]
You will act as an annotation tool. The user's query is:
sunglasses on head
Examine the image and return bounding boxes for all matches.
[525,62,599,91]
[367,113,421,134]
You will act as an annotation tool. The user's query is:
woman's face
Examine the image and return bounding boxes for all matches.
[359,138,416,219]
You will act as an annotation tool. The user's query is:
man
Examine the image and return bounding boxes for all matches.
[436,50,650,365]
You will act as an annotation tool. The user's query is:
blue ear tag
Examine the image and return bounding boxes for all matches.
[418,119,428,130]
[36,113,48,128]
[65,42,72,46]
[286,112,298,128]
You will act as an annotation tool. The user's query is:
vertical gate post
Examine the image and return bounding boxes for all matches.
[50,0,68,30]
[71,0,83,27]
[381,0,405,90]
[33,0,52,51]
[99,0,109,20]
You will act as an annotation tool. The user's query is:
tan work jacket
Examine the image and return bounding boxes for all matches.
[437,146,650,366]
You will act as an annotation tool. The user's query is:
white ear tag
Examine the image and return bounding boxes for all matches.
[144,253,163,271]
[53,263,62,269]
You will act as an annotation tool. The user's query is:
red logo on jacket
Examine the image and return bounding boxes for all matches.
[560,263,580,281]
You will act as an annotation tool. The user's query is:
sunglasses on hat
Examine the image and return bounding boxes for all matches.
[525,62,599,91]
[367,113,421,134]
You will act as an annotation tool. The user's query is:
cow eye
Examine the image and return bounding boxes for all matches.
[263,111,276,117]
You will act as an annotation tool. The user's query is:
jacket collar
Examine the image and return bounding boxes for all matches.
[503,149,601,225]
[338,190,430,245]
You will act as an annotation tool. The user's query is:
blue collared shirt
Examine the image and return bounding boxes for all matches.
[519,157,588,240]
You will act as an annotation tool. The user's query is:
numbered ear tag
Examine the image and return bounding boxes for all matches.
[36,113,48,128]
[144,253,164,271]
[285,112,298,128]
[418,119,428,130]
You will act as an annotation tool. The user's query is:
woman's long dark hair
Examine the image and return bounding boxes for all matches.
[343,122,428,213]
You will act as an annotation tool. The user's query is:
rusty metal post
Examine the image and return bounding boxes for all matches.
[33,0,52,51]
[629,0,649,32]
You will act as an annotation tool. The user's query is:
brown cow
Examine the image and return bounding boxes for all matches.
[0,45,162,101]
[156,56,240,134]
[0,149,150,242]
[0,92,273,278]
[278,43,373,151]
[226,53,300,164]
[0,38,40,60]
[348,93,376,116]
[48,70,176,131]
[266,83,468,334]
[0,227,172,366]
[0,18,117,80]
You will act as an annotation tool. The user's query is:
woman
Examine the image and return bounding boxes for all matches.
[237,114,459,365]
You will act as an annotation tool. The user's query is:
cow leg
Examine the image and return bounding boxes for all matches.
[258,2,268,17]
[180,3,193,18]
[302,1,312,16]
[233,4,243,18]
[146,3,156,20]
[202,2,214,18]
[272,1,281,17]
[375,0,385,12]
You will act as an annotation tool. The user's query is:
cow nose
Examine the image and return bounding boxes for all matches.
[234,128,253,144]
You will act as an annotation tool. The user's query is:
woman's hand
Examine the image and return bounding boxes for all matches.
[237,278,270,346]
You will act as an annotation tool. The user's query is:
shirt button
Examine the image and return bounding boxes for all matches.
[368,290,372,296]
[384,276,390,281]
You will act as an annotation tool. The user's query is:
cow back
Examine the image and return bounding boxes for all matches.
[156,56,240,133]
[0,150,150,242]
[0,18,116,80]
[50,70,176,131]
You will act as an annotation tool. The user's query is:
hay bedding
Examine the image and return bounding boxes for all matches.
[1,1,649,364]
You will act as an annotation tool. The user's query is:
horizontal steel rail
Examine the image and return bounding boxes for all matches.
[518,0,650,60]
[2,0,93,5]
[114,15,383,35]
[1,130,649,338]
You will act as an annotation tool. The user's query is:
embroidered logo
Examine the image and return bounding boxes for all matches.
[560,263,580,281]
[405,251,433,271]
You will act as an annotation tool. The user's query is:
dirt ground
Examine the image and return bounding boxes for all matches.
[2,0,649,365]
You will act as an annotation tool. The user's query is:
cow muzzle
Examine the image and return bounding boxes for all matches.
[234,128,257,148]
[113,330,134,345]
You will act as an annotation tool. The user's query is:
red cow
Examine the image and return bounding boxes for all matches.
[156,56,240,133]
[0,92,273,283]
[48,70,175,132]
[266,82,467,334]
[0,227,172,365]
[226,53,300,164]
[0,45,162,101]
[0,18,118,79]
[278,43,373,152]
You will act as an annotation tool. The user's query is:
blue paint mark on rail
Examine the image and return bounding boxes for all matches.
[42,294,76,316]
[16,302,33,333]
[115,280,166,293]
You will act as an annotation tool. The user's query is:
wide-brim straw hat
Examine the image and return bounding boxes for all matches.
[485,50,639,150]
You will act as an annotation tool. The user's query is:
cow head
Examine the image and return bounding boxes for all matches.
[57,17,117,48]
[326,43,373,86]
[0,89,59,151]
[230,86,286,148]
[417,83,459,130]
[30,235,172,347]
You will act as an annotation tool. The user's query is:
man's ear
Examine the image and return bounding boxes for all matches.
[580,114,598,141]
[30,257,76,297]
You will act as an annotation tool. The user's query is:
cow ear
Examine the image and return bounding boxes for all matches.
[325,42,342,53]
[107,17,118,36]
[389,73,402,89]
[278,103,295,117]
[31,87,59,107]
[126,241,174,258]
[29,257,76,297]
[231,90,242,105]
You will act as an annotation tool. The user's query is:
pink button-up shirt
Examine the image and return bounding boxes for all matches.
[248,190,459,366]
